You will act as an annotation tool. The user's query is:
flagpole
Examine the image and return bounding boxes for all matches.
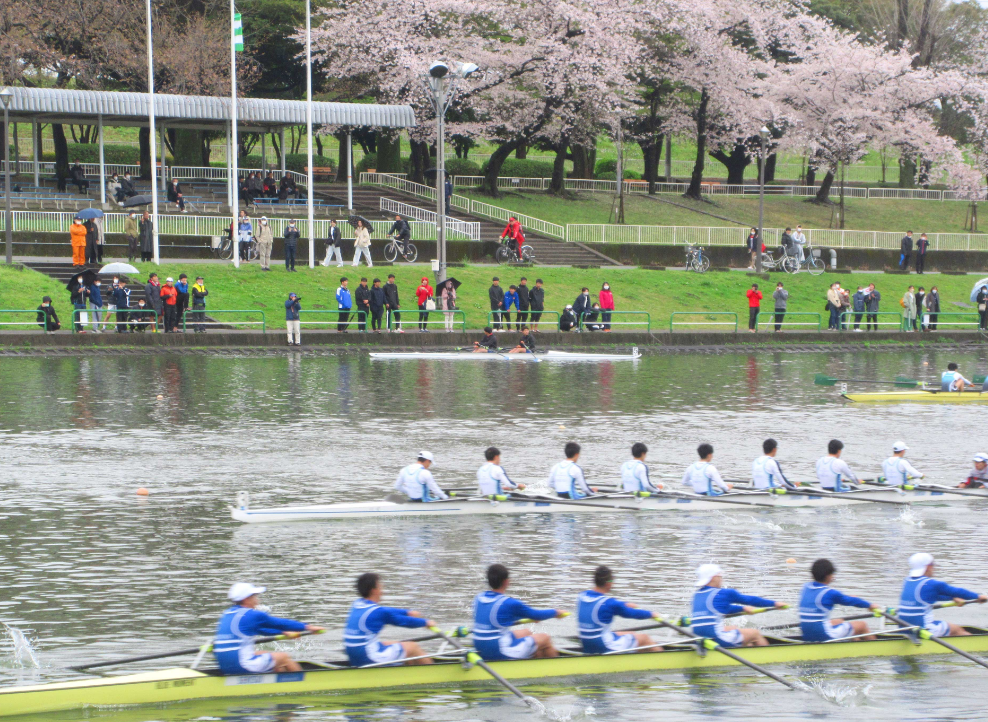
[146,0,160,266]
[305,0,315,269]
[230,0,240,268]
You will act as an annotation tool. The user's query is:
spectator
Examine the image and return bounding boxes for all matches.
[352,219,372,267]
[977,282,988,330]
[746,283,762,332]
[322,219,344,267]
[88,277,104,333]
[283,220,300,272]
[573,287,591,324]
[902,285,917,332]
[416,276,434,332]
[264,172,277,199]
[851,286,865,332]
[585,302,604,331]
[285,292,302,346]
[107,175,122,206]
[772,281,788,332]
[517,277,531,328]
[444,177,453,214]
[118,172,138,202]
[838,285,850,330]
[915,233,929,274]
[167,178,186,212]
[864,283,881,331]
[915,286,926,331]
[489,277,505,329]
[139,211,154,262]
[111,278,130,333]
[503,284,519,330]
[560,304,578,332]
[599,281,614,331]
[440,279,457,332]
[899,231,913,270]
[370,278,387,332]
[124,211,139,262]
[248,172,264,203]
[84,219,99,265]
[132,299,152,332]
[746,227,759,269]
[160,277,179,332]
[191,276,208,333]
[175,274,190,327]
[530,278,545,332]
[70,218,87,267]
[68,274,87,331]
[257,217,274,271]
[826,282,842,330]
[69,163,90,193]
[791,225,807,263]
[237,212,253,262]
[384,273,402,333]
[279,174,298,201]
[781,227,794,255]
[355,277,371,331]
[36,296,60,333]
[238,175,251,205]
[925,286,940,331]
[336,277,352,332]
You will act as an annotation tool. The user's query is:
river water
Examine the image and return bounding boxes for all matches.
[1,348,987,721]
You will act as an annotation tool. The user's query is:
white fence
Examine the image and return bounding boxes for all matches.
[2,160,142,178]
[378,197,481,241]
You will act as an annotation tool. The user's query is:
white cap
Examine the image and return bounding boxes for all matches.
[973,453,988,463]
[418,450,434,462]
[261,216,268,220]
[695,564,723,587]
[228,582,266,602]
[908,553,934,577]
[892,441,909,452]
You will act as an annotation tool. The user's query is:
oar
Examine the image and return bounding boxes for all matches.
[761,601,970,632]
[71,629,326,672]
[649,617,800,690]
[523,344,541,363]
[865,480,987,498]
[878,608,988,670]
[566,606,785,640]
[509,491,777,511]
[762,486,909,506]
[428,626,538,707]
[814,373,920,387]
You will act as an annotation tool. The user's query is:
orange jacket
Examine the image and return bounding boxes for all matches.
[160,285,178,306]
[70,223,88,247]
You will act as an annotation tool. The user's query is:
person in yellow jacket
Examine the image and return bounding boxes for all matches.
[70,218,88,266]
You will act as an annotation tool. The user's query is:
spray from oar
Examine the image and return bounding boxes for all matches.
[1,623,40,669]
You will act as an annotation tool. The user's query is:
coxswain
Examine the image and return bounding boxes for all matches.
[394,451,448,502]
[477,446,526,496]
[691,565,784,647]
[343,573,435,667]
[620,442,663,493]
[751,438,795,490]
[899,553,987,637]
[549,442,597,498]
[682,443,731,496]
[880,441,924,486]
[941,362,972,391]
[960,453,988,488]
[213,583,323,675]
[472,563,565,661]
[815,439,859,492]
[473,326,498,353]
[508,325,536,354]
[799,559,879,642]
[577,566,660,654]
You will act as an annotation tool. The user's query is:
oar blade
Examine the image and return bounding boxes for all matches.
[814,374,838,386]
[894,376,920,388]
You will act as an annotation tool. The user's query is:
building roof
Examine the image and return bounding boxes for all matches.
[1,86,416,131]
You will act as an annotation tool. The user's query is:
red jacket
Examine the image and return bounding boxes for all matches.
[598,289,614,310]
[501,220,524,241]
[746,289,763,307]
[415,282,434,305]
[160,285,178,306]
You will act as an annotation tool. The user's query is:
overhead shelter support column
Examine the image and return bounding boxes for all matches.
[280,128,286,173]
[32,120,39,186]
[261,131,266,172]
[98,114,106,205]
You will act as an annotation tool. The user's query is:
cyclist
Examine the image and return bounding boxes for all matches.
[500,217,525,261]
[388,214,412,257]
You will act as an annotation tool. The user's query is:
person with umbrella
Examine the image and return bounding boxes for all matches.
[70,218,87,267]
[66,270,92,331]
[440,278,458,332]
[353,218,372,267]
[971,278,988,330]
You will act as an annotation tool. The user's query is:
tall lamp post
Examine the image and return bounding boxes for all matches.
[425,61,478,284]
[0,88,13,264]
[755,125,769,274]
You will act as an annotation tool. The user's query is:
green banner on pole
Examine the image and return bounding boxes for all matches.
[233,13,244,51]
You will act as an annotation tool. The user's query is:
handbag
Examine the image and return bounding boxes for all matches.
[979,303,987,312]
[425,298,436,311]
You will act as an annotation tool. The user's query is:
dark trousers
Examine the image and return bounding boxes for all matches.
[85,239,98,265]
[285,244,296,270]
[357,307,368,331]
[530,311,542,324]
[915,254,925,274]
[176,296,189,326]
[518,310,529,329]
[866,312,878,331]
[979,309,987,329]
[900,253,910,269]
[73,302,86,331]
[116,310,129,333]
[928,313,938,330]
[601,310,611,330]
[748,306,759,330]
[163,305,178,332]
[491,310,502,330]
[853,312,863,330]
[828,306,840,329]
[338,310,350,332]
[371,309,384,330]
[418,304,429,330]
[141,251,153,262]
[388,310,401,330]
[192,303,206,333]
[774,310,785,331]
[503,311,512,328]
[126,235,138,260]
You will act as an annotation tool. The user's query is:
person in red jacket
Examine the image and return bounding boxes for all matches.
[160,277,179,332]
[746,283,762,333]
[500,218,525,260]
[415,276,434,332]
[598,282,615,331]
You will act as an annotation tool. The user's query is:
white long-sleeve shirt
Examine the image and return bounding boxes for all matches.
[881,456,924,486]
[751,455,788,489]
[395,463,447,501]
[682,461,729,495]
[621,459,661,492]
[815,456,858,491]
[477,462,519,495]
[549,460,591,498]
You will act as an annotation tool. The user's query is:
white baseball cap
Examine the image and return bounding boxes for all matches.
[418,451,434,462]
[892,441,909,452]
[973,453,988,463]
[228,582,266,602]
[695,564,723,587]
[908,553,934,577]
[165,277,174,283]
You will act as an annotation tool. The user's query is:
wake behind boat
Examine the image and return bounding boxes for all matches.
[369,348,642,361]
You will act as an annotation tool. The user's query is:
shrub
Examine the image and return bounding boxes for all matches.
[355,152,378,173]
[480,157,553,178]
[595,159,618,177]
[445,158,482,177]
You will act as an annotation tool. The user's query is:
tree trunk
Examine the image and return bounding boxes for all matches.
[709,142,750,185]
[409,139,429,184]
[895,0,909,50]
[515,144,527,159]
[638,134,663,195]
[549,137,568,194]
[571,142,595,179]
[138,127,151,179]
[376,130,402,173]
[53,124,70,182]
[685,89,709,200]
[334,131,352,183]
[172,130,201,166]
[764,152,777,183]
[201,134,212,166]
[482,140,523,195]
[899,158,916,188]
[813,170,835,203]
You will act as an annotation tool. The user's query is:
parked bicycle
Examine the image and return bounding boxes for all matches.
[384,235,419,263]
[684,245,710,273]
[758,246,799,273]
[792,246,826,275]
[213,230,235,260]
[495,238,535,264]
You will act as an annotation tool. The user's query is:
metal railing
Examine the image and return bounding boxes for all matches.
[72,308,158,332]
[468,199,565,240]
[670,312,739,333]
[755,312,822,331]
[299,309,368,330]
[378,197,481,241]
[181,310,265,332]
[914,312,981,330]
[838,311,903,331]
[486,311,560,329]
[0,309,55,330]
[391,309,467,332]
[579,311,650,332]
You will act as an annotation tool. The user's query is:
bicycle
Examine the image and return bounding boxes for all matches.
[495,238,535,265]
[684,245,710,273]
[757,246,799,274]
[383,235,418,263]
[212,231,235,260]
[790,245,826,275]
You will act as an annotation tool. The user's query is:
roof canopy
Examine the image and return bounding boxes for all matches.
[1,86,416,132]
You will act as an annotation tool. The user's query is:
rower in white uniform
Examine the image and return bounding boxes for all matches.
[394,451,448,502]
[815,439,859,492]
[941,362,972,392]
[682,443,731,496]
[620,443,663,494]
[550,442,597,499]
[477,446,526,497]
[751,438,794,490]
[880,441,924,486]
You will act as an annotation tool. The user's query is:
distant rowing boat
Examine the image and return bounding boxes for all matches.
[4,629,987,717]
[368,349,642,361]
[842,390,988,403]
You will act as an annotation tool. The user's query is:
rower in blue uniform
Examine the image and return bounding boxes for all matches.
[213,583,322,675]
[549,442,597,499]
[899,553,987,638]
[751,439,795,490]
[343,573,435,667]
[477,446,526,496]
[394,451,448,502]
[691,564,784,647]
[880,441,924,486]
[941,362,972,391]
[815,439,859,492]
[577,566,660,654]
[472,564,565,661]
[620,443,663,493]
[682,444,732,495]
[799,559,879,642]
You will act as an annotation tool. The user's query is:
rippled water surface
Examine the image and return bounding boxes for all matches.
[2,349,987,721]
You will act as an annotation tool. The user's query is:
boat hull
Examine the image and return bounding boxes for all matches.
[843,391,988,403]
[368,350,641,361]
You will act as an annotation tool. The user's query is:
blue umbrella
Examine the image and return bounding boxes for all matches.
[970,277,988,304]
[75,208,104,220]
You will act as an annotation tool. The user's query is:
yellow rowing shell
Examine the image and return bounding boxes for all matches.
[843,391,988,403]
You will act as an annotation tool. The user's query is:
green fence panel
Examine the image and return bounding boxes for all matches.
[0,309,54,330]
[299,309,370,331]
[72,308,158,333]
[486,311,560,330]
[391,309,467,332]
[181,310,265,332]
[670,312,738,333]
[755,312,822,331]
[578,311,650,332]
[838,311,903,331]
[912,312,981,330]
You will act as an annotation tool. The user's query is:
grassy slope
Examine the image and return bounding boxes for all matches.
[0,265,78,315]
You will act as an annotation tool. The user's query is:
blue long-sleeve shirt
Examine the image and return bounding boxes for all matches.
[343,600,427,650]
[213,606,307,661]
[88,284,103,308]
[336,286,352,310]
[799,581,871,636]
[472,591,556,644]
[503,290,519,310]
[705,587,776,615]
[577,590,652,635]
[904,577,979,606]
[285,298,301,321]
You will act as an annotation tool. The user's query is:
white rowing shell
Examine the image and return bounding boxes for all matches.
[368,350,642,361]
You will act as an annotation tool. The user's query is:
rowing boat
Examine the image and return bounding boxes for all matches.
[368,349,642,361]
[4,629,986,718]
[732,483,987,503]
[843,390,988,403]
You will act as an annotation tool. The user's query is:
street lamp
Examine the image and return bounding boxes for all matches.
[0,87,12,264]
[425,60,478,284]
[756,125,770,275]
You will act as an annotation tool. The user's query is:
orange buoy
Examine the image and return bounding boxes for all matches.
[786,558,797,564]
[136,488,150,496]
[156,395,164,400]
